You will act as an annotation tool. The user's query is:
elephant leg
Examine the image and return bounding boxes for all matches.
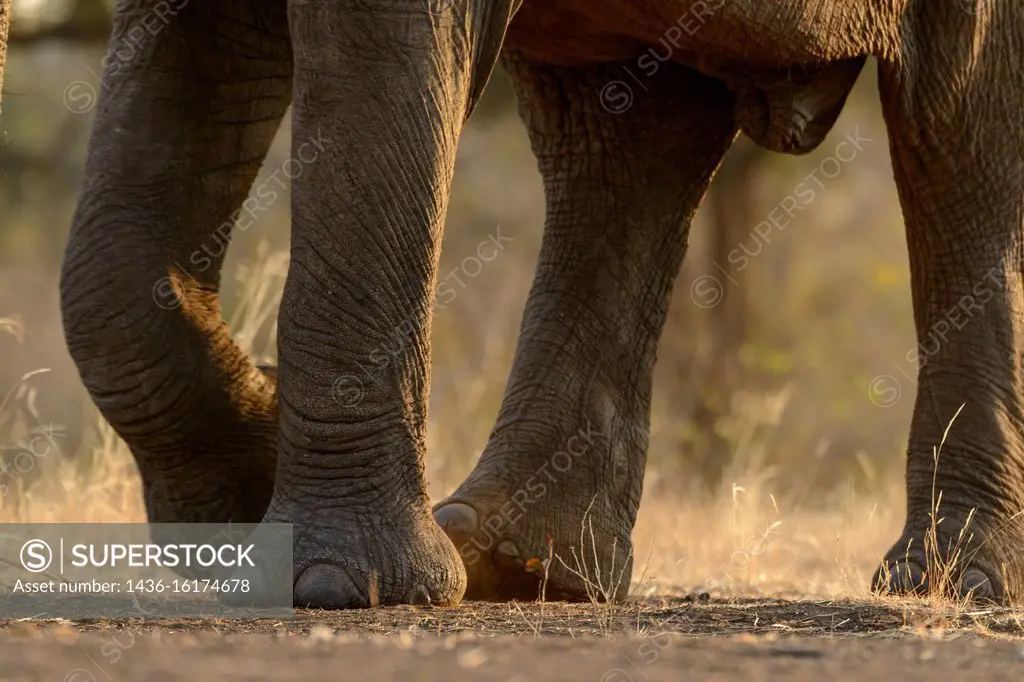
[434,58,738,600]
[874,6,1024,601]
[60,1,292,523]
[263,0,516,608]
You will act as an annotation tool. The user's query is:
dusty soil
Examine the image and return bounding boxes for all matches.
[1,597,1023,681]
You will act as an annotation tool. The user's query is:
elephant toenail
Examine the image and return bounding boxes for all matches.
[960,568,994,600]
[405,584,432,606]
[433,503,479,538]
[881,559,927,594]
[898,560,927,591]
[294,564,366,609]
[496,540,520,560]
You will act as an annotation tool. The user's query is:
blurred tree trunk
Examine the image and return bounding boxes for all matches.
[0,0,9,111]
[689,140,766,488]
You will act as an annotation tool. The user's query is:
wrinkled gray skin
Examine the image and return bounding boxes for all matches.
[60,0,1024,607]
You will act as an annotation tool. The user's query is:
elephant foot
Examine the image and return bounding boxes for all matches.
[872,513,1023,602]
[257,497,466,609]
[433,483,633,602]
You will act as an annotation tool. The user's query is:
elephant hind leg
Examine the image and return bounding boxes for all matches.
[873,7,1024,602]
[61,0,292,524]
[434,57,737,601]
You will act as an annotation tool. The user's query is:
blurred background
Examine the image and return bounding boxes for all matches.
[0,1,917,596]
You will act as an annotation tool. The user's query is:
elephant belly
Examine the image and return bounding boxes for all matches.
[508,0,879,65]
[507,0,875,154]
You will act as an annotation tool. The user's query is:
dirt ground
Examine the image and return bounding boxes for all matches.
[2,597,1023,681]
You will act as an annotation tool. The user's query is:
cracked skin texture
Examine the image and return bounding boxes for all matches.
[57,0,1024,609]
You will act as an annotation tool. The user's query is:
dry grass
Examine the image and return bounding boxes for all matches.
[629,475,902,602]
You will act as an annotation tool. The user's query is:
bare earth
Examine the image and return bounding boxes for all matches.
[2,597,1023,681]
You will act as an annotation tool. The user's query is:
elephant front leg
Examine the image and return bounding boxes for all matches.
[434,58,738,600]
[874,8,1024,601]
[264,0,515,608]
[61,0,292,525]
